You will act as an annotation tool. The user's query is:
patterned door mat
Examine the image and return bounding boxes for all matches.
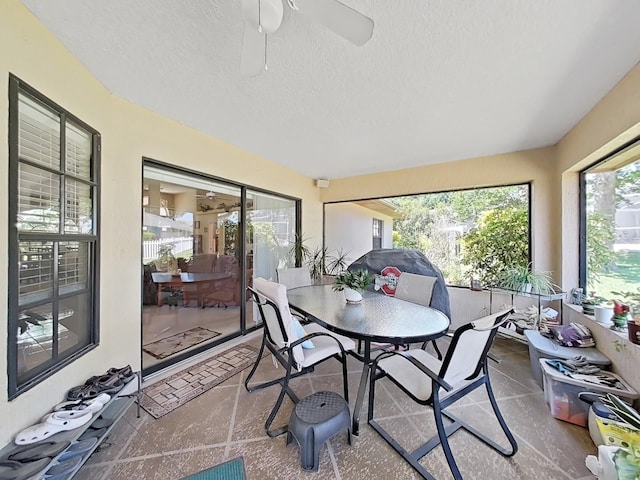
[140,343,259,418]
[143,327,221,359]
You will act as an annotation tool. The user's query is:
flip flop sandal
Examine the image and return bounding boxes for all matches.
[57,437,98,461]
[0,458,49,480]
[89,417,113,430]
[77,427,107,441]
[43,455,83,480]
[4,441,71,462]
[15,411,93,445]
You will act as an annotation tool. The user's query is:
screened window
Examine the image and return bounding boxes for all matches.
[8,76,100,397]
[581,140,640,302]
[325,184,530,287]
[389,185,530,287]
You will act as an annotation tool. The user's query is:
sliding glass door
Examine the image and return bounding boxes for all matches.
[141,162,300,374]
[142,165,243,373]
[245,190,298,326]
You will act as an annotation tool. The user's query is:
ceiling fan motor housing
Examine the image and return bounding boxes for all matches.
[242,0,284,34]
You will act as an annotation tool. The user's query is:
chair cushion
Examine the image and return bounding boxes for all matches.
[254,277,305,368]
[300,323,356,367]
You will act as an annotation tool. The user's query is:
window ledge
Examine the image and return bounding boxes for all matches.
[564,303,633,342]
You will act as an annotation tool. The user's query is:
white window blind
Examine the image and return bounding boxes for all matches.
[18,94,60,169]
[10,80,99,396]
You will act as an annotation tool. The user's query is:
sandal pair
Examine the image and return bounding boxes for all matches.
[0,458,49,480]
[66,375,123,401]
[2,441,70,462]
[66,365,135,400]
[43,455,83,480]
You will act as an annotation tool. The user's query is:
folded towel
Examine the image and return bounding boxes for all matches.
[545,356,601,375]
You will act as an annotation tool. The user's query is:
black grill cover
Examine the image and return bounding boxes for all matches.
[347,249,451,319]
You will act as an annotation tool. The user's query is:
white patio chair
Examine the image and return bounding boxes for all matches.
[276,267,312,290]
[394,272,443,354]
[276,267,313,323]
[367,309,517,480]
[245,277,356,437]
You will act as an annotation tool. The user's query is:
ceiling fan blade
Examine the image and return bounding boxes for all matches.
[292,0,374,46]
[240,23,266,76]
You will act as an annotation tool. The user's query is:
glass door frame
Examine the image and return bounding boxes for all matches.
[140,158,301,377]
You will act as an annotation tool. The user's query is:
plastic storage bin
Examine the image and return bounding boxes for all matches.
[540,359,639,427]
[524,330,611,388]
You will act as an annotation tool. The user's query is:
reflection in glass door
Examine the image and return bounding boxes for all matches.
[246,190,297,327]
[142,164,242,374]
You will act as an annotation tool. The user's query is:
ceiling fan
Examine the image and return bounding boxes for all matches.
[195,190,216,200]
[198,201,242,213]
[240,0,374,76]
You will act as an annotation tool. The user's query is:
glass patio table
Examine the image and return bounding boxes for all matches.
[287,284,450,435]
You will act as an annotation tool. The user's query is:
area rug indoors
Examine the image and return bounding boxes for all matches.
[140,343,258,418]
[142,327,221,360]
[180,457,246,480]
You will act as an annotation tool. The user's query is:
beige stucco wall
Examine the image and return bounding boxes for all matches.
[320,147,559,275]
[555,61,640,289]
[0,0,322,445]
[324,203,394,264]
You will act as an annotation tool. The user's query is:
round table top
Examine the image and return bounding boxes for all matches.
[287,285,450,344]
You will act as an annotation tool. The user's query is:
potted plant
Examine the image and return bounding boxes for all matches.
[332,269,375,303]
[581,294,608,316]
[612,288,640,342]
[155,244,178,274]
[499,263,554,295]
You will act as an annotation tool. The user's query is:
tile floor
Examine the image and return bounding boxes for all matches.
[75,334,596,480]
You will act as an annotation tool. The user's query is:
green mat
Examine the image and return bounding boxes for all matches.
[181,457,246,480]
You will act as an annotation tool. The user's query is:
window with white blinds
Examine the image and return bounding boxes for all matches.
[8,75,100,397]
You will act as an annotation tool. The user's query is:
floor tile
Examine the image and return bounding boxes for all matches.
[121,383,238,457]
[74,333,597,480]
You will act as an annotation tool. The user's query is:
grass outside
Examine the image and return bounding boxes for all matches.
[592,251,640,303]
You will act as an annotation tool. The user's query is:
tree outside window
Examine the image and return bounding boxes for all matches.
[583,147,640,303]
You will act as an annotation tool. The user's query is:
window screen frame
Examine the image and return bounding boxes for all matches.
[7,75,101,398]
[579,136,640,292]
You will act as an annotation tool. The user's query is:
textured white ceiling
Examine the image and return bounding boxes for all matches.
[20,0,640,180]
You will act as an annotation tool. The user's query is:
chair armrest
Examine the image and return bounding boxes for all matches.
[291,312,310,324]
[373,350,453,392]
[290,306,310,324]
[289,331,348,357]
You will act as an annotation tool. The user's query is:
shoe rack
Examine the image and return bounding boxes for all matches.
[0,372,141,479]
